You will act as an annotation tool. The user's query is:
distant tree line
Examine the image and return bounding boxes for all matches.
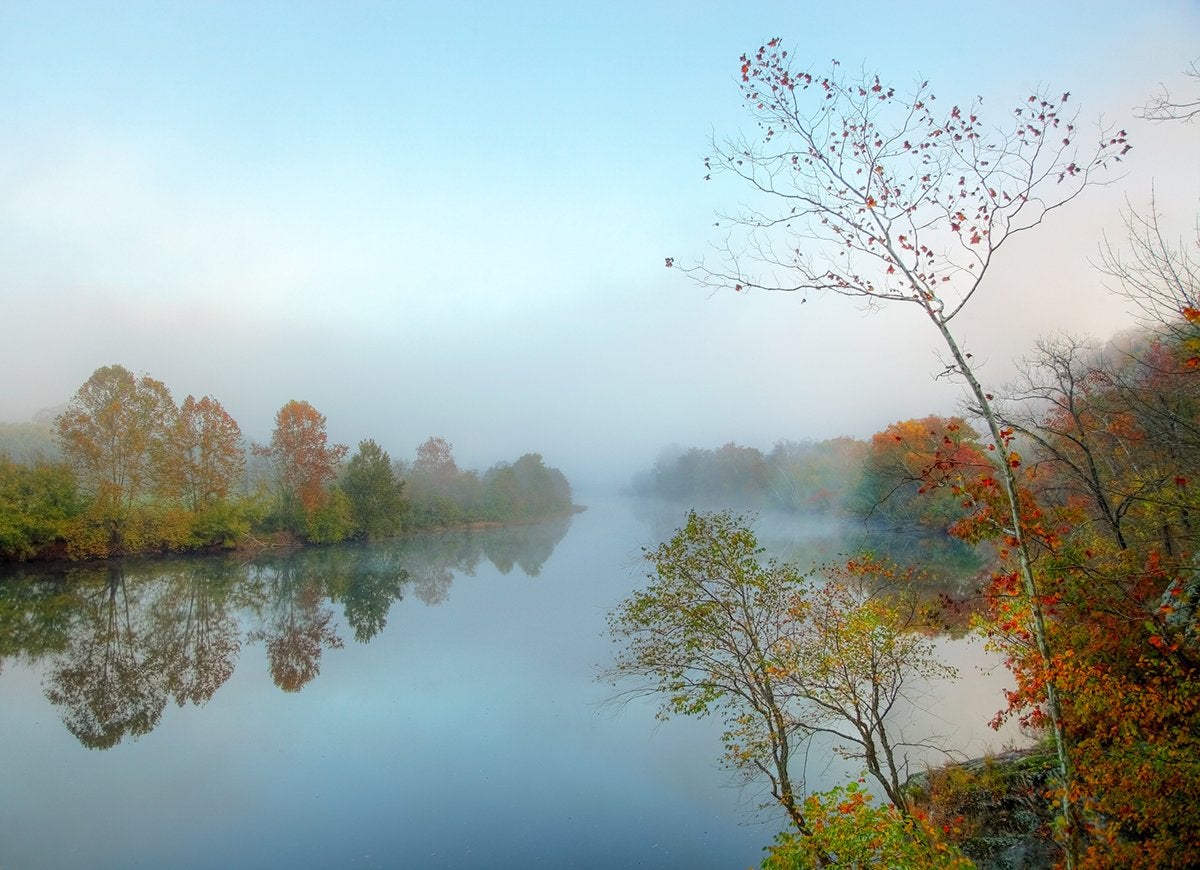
[0,364,576,561]
[631,419,990,537]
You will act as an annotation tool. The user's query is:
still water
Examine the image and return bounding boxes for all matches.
[0,496,1017,869]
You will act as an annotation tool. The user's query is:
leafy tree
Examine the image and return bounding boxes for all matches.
[483,453,573,520]
[413,435,458,477]
[847,416,989,535]
[641,442,770,506]
[607,510,956,854]
[509,452,572,516]
[254,400,347,532]
[636,437,873,514]
[55,365,178,552]
[779,556,957,813]
[765,437,867,513]
[56,365,176,505]
[341,439,405,539]
[481,463,522,519]
[606,510,814,834]
[161,394,245,512]
[304,487,353,544]
[674,46,1131,861]
[400,436,482,528]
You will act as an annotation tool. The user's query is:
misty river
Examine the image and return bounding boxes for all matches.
[0,495,1019,869]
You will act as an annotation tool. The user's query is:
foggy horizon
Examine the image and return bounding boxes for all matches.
[3,1,1198,493]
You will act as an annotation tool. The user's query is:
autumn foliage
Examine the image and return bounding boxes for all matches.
[660,37,1200,869]
[0,366,575,560]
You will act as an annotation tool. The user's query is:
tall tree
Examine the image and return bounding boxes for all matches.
[401,436,482,527]
[255,400,347,527]
[56,364,177,508]
[674,45,1130,862]
[606,510,815,838]
[606,511,954,854]
[55,365,178,552]
[162,395,245,511]
[412,435,458,477]
[341,439,405,539]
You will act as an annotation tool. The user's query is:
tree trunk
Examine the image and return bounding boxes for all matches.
[928,309,1079,868]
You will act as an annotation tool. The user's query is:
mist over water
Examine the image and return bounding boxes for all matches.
[0,495,1017,869]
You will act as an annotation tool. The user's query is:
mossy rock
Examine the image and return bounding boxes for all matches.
[906,748,1060,869]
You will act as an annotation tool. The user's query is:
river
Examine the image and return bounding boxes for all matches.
[0,494,1019,869]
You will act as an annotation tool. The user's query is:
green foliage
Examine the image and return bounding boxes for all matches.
[304,488,354,544]
[482,453,572,521]
[608,510,958,841]
[341,439,405,539]
[766,437,869,512]
[636,440,865,511]
[189,497,256,548]
[401,439,572,530]
[8,374,574,560]
[608,510,811,827]
[0,457,82,559]
[763,781,975,869]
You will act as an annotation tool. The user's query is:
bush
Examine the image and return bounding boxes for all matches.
[763,780,974,869]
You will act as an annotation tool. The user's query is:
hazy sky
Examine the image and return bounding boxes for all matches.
[2,1,1198,489]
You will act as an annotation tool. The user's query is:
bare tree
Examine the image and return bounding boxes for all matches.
[999,334,1135,551]
[1139,60,1200,124]
[1099,195,1199,341]
[673,42,1132,866]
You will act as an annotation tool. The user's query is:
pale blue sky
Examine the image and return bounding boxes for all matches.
[2,1,1198,487]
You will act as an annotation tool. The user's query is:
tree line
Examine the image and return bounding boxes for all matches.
[632,417,993,538]
[0,365,575,561]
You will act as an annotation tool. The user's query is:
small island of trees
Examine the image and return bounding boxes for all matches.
[0,364,578,562]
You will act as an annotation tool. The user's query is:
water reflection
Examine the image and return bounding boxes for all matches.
[42,568,165,749]
[249,560,344,692]
[0,515,572,748]
[632,498,987,594]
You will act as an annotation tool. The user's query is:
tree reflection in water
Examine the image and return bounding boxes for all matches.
[152,561,247,706]
[43,568,167,750]
[248,560,344,692]
[3,513,573,747]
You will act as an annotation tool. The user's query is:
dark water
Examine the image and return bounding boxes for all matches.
[0,496,1017,869]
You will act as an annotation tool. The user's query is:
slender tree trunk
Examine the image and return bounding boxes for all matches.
[930,310,1079,868]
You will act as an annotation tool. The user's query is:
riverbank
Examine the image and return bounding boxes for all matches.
[0,503,588,573]
[906,747,1058,869]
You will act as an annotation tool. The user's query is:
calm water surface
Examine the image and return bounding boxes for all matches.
[0,496,1017,869]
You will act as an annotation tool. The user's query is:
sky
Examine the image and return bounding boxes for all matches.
[1,1,1198,490]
